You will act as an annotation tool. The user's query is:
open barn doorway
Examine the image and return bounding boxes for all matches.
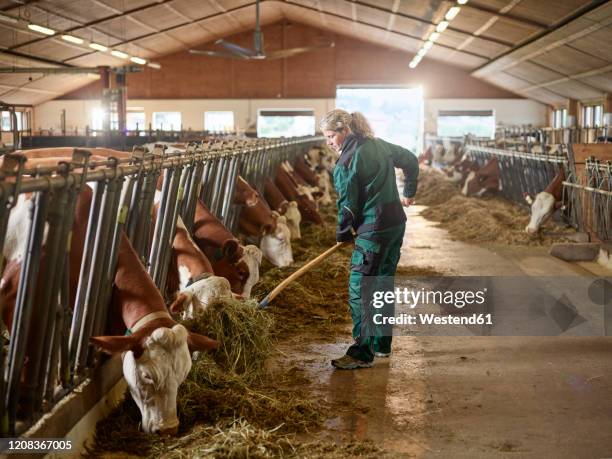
[336,86,424,154]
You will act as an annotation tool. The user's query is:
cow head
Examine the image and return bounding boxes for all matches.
[297,195,323,225]
[306,147,322,167]
[234,177,260,207]
[284,201,302,239]
[260,216,293,267]
[525,191,559,234]
[91,324,217,435]
[461,159,501,197]
[239,244,263,298]
[172,274,233,319]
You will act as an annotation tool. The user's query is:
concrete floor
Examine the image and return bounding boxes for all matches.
[294,205,612,458]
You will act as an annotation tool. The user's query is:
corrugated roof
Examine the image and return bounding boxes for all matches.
[0,0,609,106]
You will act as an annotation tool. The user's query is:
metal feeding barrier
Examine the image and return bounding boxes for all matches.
[563,150,612,242]
[465,145,568,207]
[0,135,322,436]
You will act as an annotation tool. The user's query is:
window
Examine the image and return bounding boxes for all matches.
[257,109,315,138]
[582,104,603,127]
[437,110,495,139]
[153,112,181,131]
[553,108,567,128]
[205,111,234,133]
[127,112,146,131]
[91,107,105,131]
[1,111,11,130]
[336,86,423,153]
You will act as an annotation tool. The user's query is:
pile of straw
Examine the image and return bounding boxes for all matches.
[416,166,574,245]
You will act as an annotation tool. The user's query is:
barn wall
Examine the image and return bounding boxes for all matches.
[32,98,335,133]
[33,97,546,135]
[57,22,522,101]
[425,99,548,134]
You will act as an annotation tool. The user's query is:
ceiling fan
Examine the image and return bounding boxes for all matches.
[189,0,334,60]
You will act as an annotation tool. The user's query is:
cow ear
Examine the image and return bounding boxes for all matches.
[90,335,140,355]
[187,332,219,352]
[169,292,192,314]
[222,239,240,261]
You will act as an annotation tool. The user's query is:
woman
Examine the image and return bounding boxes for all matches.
[319,109,419,370]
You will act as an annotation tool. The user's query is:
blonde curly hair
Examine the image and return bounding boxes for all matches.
[319,109,374,138]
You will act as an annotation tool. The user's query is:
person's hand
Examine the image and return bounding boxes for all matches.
[337,240,354,247]
[401,197,416,207]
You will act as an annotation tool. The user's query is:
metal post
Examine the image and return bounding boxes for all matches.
[6,189,49,431]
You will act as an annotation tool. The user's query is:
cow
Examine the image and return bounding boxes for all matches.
[165,216,233,318]
[294,157,320,187]
[191,200,260,297]
[264,178,301,240]
[524,169,565,235]
[448,155,479,186]
[0,165,217,435]
[297,156,333,207]
[418,146,433,165]
[462,158,503,197]
[281,161,321,203]
[234,176,293,268]
[275,166,323,225]
[432,144,445,167]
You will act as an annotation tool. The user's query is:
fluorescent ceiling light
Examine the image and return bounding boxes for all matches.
[89,42,108,52]
[61,34,83,44]
[148,62,161,69]
[417,48,427,57]
[423,40,433,50]
[111,50,128,59]
[130,56,147,65]
[0,13,19,24]
[28,23,55,35]
[435,21,449,32]
[409,60,419,69]
[445,6,461,20]
[428,32,440,42]
[457,0,468,4]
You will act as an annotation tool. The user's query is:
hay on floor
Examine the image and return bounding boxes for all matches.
[416,166,575,246]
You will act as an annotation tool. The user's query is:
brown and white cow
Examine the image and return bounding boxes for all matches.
[1,171,216,435]
[524,169,565,234]
[447,155,479,186]
[462,157,503,197]
[275,167,323,225]
[191,200,261,298]
[234,176,293,267]
[264,178,301,240]
[418,146,433,165]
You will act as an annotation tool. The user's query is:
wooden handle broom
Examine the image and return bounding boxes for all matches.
[259,242,345,308]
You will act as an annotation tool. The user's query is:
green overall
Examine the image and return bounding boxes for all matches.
[333,134,418,363]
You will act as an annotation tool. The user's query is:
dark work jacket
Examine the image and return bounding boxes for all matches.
[333,134,419,242]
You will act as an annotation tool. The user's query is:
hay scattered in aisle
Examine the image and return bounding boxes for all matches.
[416,166,575,245]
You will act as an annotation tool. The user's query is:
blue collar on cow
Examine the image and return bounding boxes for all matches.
[185,272,214,288]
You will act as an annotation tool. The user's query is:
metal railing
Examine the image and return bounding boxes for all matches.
[0,135,322,436]
[563,151,612,242]
[465,145,568,207]
[491,126,612,151]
